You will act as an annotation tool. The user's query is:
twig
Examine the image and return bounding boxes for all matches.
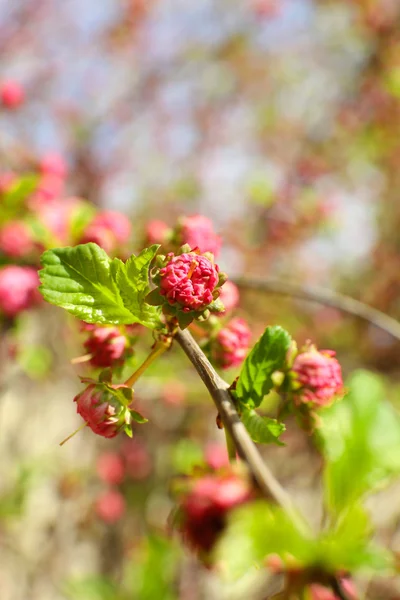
[234,277,400,342]
[175,328,308,534]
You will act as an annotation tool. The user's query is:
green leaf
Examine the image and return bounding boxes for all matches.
[113,245,163,329]
[241,409,285,445]
[216,501,393,580]
[318,370,400,514]
[215,501,316,579]
[39,243,162,328]
[130,409,148,424]
[235,325,292,408]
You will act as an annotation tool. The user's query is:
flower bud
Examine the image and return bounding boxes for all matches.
[212,317,251,369]
[0,266,40,317]
[83,325,128,368]
[145,219,170,245]
[96,452,125,485]
[159,252,219,311]
[74,383,132,438]
[95,489,126,523]
[179,471,253,554]
[0,221,35,258]
[176,215,222,257]
[0,80,24,109]
[218,280,240,313]
[291,344,343,408]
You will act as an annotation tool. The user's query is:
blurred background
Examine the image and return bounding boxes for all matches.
[1,0,400,598]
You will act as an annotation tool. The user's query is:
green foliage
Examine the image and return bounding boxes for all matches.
[216,501,393,581]
[234,325,291,409]
[63,576,121,600]
[128,534,180,600]
[318,370,400,513]
[0,175,38,224]
[241,409,285,445]
[17,343,52,379]
[39,243,162,329]
[171,439,204,474]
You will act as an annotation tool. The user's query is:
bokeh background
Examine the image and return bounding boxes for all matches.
[2,1,400,598]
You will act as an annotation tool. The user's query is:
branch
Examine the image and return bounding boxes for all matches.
[175,328,352,600]
[234,277,400,342]
[175,328,308,534]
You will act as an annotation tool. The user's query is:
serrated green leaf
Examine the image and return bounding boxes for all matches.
[241,409,285,445]
[318,370,400,514]
[39,243,162,328]
[235,326,292,408]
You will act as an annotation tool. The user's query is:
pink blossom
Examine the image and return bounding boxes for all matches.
[161,380,187,406]
[0,221,34,258]
[0,80,24,109]
[146,219,170,244]
[178,215,222,256]
[96,452,125,485]
[291,345,344,407]
[74,383,130,438]
[213,317,251,369]
[180,473,252,553]
[218,280,240,313]
[0,266,40,317]
[39,152,67,179]
[83,326,127,368]
[80,224,116,254]
[159,252,219,311]
[95,489,126,523]
[29,175,65,206]
[91,211,132,245]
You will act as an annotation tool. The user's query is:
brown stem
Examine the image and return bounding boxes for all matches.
[234,277,400,342]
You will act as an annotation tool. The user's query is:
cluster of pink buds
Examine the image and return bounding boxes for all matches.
[290,343,344,408]
[80,210,132,255]
[211,317,251,369]
[80,323,131,368]
[0,266,40,317]
[74,382,137,438]
[148,248,227,328]
[178,469,253,555]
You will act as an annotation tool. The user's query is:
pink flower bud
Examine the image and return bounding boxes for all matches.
[291,345,344,407]
[0,221,34,258]
[39,152,67,179]
[83,326,128,368]
[180,472,252,554]
[145,219,170,244]
[95,489,126,523]
[74,383,130,438]
[178,215,222,256]
[309,579,357,600]
[218,280,240,313]
[91,211,131,245]
[0,266,40,317]
[159,252,219,311]
[0,80,24,109]
[80,224,116,254]
[29,175,65,207]
[96,452,125,485]
[212,317,251,369]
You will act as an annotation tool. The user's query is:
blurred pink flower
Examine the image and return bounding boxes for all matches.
[0,80,24,109]
[218,280,240,313]
[83,325,127,368]
[291,345,343,408]
[0,221,34,258]
[96,452,125,485]
[95,489,126,523]
[145,219,170,245]
[212,317,251,369]
[178,215,221,256]
[0,266,40,316]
